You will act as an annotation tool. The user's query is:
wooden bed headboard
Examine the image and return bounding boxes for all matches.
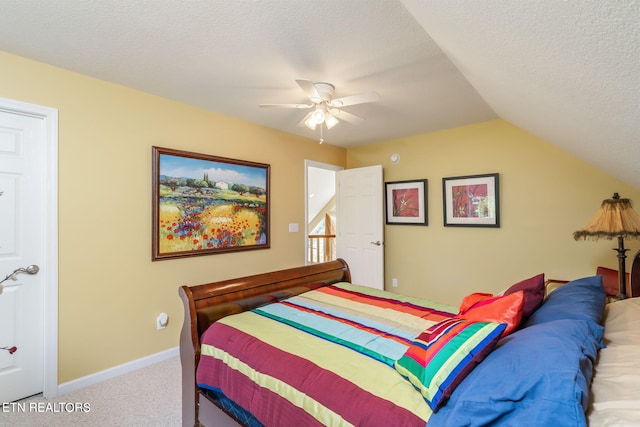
[178,258,351,426]
[630,249,640,297]
[179,258,351,351]
[547,250,640,298]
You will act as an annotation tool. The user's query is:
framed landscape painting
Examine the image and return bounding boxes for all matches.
[385,179,428,225]
[152,147,270,260]
[442,173,499,227]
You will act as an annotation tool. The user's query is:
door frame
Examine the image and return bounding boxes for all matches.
[304,160,343,265]
[0,98,59,399]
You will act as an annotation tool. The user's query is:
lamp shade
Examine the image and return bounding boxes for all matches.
[303,113,318,130]
[311,108,325,123]
[573,193,640,241]
[324,113,339,129]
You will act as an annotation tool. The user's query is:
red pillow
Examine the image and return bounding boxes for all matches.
[503,274,545,318]
[457,291,525,337]
[458,292,494,313]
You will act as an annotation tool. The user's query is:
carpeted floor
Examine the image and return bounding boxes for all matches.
[2,356,181,426]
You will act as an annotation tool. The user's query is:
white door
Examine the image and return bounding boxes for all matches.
[0,108,48,402]
[336,165,384,289]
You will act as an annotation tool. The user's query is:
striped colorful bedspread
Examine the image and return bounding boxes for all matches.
[196,282,457,427]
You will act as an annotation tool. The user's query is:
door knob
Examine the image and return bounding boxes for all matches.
[0,265,39,295]
[0,264,40,286]
[370,241,382,246]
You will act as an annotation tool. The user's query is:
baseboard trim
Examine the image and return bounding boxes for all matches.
[57,346,179,396]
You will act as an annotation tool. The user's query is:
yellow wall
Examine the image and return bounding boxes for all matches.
[348,120,640,305]
[0,51,346,382]
[4,49,640,384]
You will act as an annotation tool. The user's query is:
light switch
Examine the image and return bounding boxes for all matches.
[288,223,299,232]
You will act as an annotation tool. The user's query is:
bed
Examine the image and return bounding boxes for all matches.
[179,256,640,427]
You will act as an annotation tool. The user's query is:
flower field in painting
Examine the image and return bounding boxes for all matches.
[158,189,267,253]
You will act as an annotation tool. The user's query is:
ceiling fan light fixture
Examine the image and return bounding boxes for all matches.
[311,107,325,124]
[303,112,318,130]
[261,79,380,136]
[325,113,339,129]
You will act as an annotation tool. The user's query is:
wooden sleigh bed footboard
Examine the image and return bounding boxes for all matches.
[179,259,351,427]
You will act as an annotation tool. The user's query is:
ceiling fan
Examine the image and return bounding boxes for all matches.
[260,79,380,141]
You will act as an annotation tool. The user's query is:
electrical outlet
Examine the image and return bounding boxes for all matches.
[392,278,398,287]
[156,312,168,330]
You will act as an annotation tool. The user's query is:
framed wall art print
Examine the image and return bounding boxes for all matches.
[442,173,499,227]
[152,146,270,260]
[385,179,428,225]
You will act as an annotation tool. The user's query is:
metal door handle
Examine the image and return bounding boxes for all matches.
[0,265,39,295]
[370,241,382,246]
[0,264,39,285]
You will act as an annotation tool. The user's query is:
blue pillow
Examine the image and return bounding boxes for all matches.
[524,275,605,327]
[428,318,603,427]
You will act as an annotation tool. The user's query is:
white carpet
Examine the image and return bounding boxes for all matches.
[3,356,181,426]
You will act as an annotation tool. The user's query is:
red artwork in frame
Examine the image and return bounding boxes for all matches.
[451,183,489,218]
[393,188,420,217]
[385,179,428,225]
[443,173,499,227]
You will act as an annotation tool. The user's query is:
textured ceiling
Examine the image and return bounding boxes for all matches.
[0,1,638,187]
[403,0,640,189]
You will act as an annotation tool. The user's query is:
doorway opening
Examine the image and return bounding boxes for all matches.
[304,160,343,265]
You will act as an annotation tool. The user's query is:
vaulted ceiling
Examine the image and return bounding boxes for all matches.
[1,1,638,187]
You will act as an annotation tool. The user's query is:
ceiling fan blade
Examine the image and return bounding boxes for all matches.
[329,108,364,124]
[296,79,322,103]
[330,91,380,108]
[259,103,313,109]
